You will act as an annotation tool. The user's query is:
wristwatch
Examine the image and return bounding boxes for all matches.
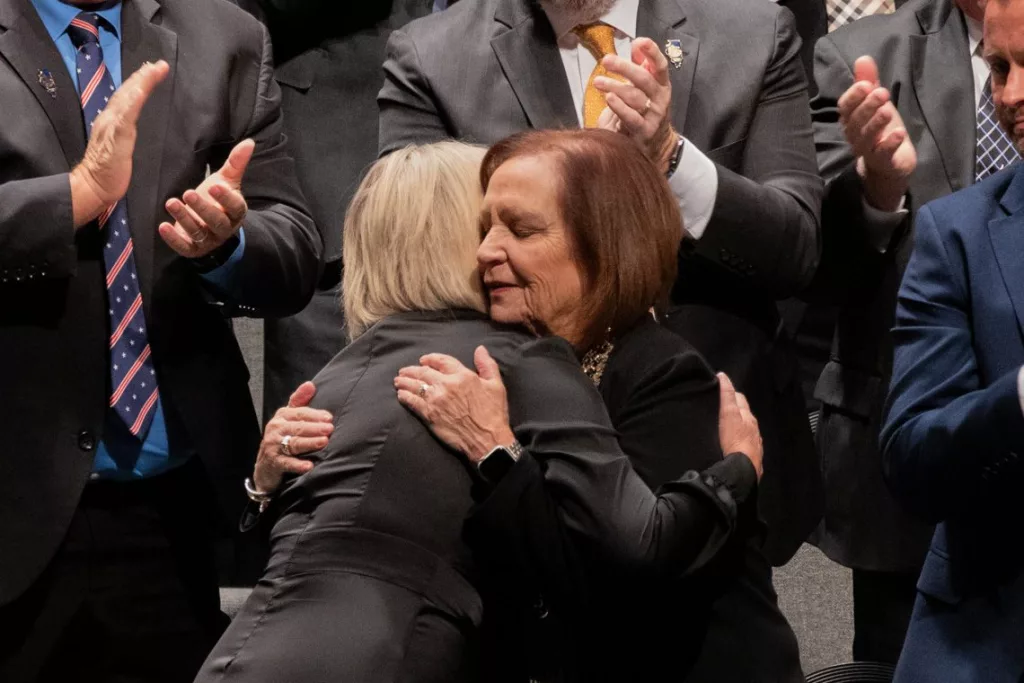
[477,440,525,484]
[665,134,685,179]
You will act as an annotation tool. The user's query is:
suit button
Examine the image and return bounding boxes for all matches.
[77,430,96,452]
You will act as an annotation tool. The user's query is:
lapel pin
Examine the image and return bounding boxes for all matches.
[37,69,57,98]
[664,39,684,69]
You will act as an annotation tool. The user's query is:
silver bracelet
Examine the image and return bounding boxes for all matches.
[244,477,273,513]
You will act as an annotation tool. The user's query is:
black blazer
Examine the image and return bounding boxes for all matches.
[805,0,972,572]
[196,310,756,683]
[379,0,824,565]
[467,318,799,683]
[0,0,321,605]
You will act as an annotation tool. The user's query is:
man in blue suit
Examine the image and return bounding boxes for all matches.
[880,1,1024,679]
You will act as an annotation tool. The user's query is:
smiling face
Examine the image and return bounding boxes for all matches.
[477,154,587,346]
[985,0,1024,153]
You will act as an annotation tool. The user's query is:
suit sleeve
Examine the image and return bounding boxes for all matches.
[205,20,322,316]
[377,28,451,157]
[0,174,77,283]
[880,204,1024,524]
[691,8,822,298]
[803,34,910,304]
[467,338,757,582]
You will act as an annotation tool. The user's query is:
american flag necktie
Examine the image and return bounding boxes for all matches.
[975,74,1021,182]
[826,0,895,32]
[68,12,160,439]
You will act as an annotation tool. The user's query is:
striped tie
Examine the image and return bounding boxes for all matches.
[68,12,160,439]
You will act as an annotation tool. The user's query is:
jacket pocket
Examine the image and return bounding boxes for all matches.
[813,360,882,420]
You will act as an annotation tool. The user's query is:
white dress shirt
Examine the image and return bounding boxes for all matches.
[541,0,718,239]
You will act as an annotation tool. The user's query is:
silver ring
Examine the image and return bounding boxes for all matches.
[280,434,293,457]
[418,382,430,398]
[640,98,652,116]
[191,229,209,244]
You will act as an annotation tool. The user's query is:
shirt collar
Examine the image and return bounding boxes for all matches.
[29,0,123,43]
[965,11,982,57]
[543,0,639,42]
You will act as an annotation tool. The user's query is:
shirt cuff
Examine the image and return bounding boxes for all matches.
[198,228,246,293]
[862,195,909,254]
[668,139,718,241]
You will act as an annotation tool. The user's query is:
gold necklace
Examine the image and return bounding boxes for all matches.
[580,340,613,386]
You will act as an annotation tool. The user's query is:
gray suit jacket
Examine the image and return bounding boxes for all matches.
[377,0,825,565]
[808,0,973,571]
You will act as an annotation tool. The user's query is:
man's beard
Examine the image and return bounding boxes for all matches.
[542,0,619,24]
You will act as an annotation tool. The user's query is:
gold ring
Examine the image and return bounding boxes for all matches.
[641,98,652,116]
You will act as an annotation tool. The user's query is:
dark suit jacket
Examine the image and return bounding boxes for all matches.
[379,0,824,565]
[880,167,1024,683]
[0,0,320,605]
[239,0,431,419]
[806,0,972,572]
[468,317,800,682]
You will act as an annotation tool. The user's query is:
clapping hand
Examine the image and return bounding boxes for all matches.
[593,38,680,173]
[69,61,170,228]
[159,139,255,258]
[839,56,917,212]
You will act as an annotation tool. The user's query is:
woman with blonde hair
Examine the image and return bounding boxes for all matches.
[196,138,763,683]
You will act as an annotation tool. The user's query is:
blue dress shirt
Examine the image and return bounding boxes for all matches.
[31,0,244,479]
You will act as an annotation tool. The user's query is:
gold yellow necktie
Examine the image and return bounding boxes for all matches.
[574,23,625,128]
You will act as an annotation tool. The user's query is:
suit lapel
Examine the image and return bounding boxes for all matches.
[988,169,1024,341]
[121,0,177,303]
[909,1,975,192]
[491,0,578,131]
[638,0,695,135]
[0,0,86,168]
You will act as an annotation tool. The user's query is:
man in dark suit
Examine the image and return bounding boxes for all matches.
[881,6,1024,678]
[0,0,320,680]
[380,0,824,566]
[807,0,1003,663]
[241,0,431,421]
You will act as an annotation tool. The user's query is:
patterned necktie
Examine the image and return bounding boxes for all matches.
[975,74,1021,182]
[574,23,625,128]
[68,12,160,439]
[826,0,895,32]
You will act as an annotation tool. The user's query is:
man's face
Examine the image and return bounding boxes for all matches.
[985,0,1024,152]
[543,0,618,22]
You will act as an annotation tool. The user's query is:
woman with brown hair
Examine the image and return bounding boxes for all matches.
[393,129,804,682]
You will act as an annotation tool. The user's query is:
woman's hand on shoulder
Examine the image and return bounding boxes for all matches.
[717,373,764,481]
[253,381,334,493]
[395,346,516,463]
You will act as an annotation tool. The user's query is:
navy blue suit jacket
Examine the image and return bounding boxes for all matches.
[881,165,1024,682]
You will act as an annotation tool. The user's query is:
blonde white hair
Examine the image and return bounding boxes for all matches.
[342,142,487,339]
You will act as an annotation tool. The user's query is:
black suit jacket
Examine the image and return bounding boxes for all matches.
[806,0,973,571]
[467,318,798,683]
[379,0,825,565]
[0,0,321,605]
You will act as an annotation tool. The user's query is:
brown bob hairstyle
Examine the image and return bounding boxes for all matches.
[480,129,682,352]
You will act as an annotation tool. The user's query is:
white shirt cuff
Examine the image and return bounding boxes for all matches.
[862,195,909,254]
[668,139,719,241]
[1017,366,1024,418]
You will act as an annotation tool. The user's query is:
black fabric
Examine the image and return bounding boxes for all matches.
[852,568,918,665]
[0,0,320,604]
[0,460,228,683]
